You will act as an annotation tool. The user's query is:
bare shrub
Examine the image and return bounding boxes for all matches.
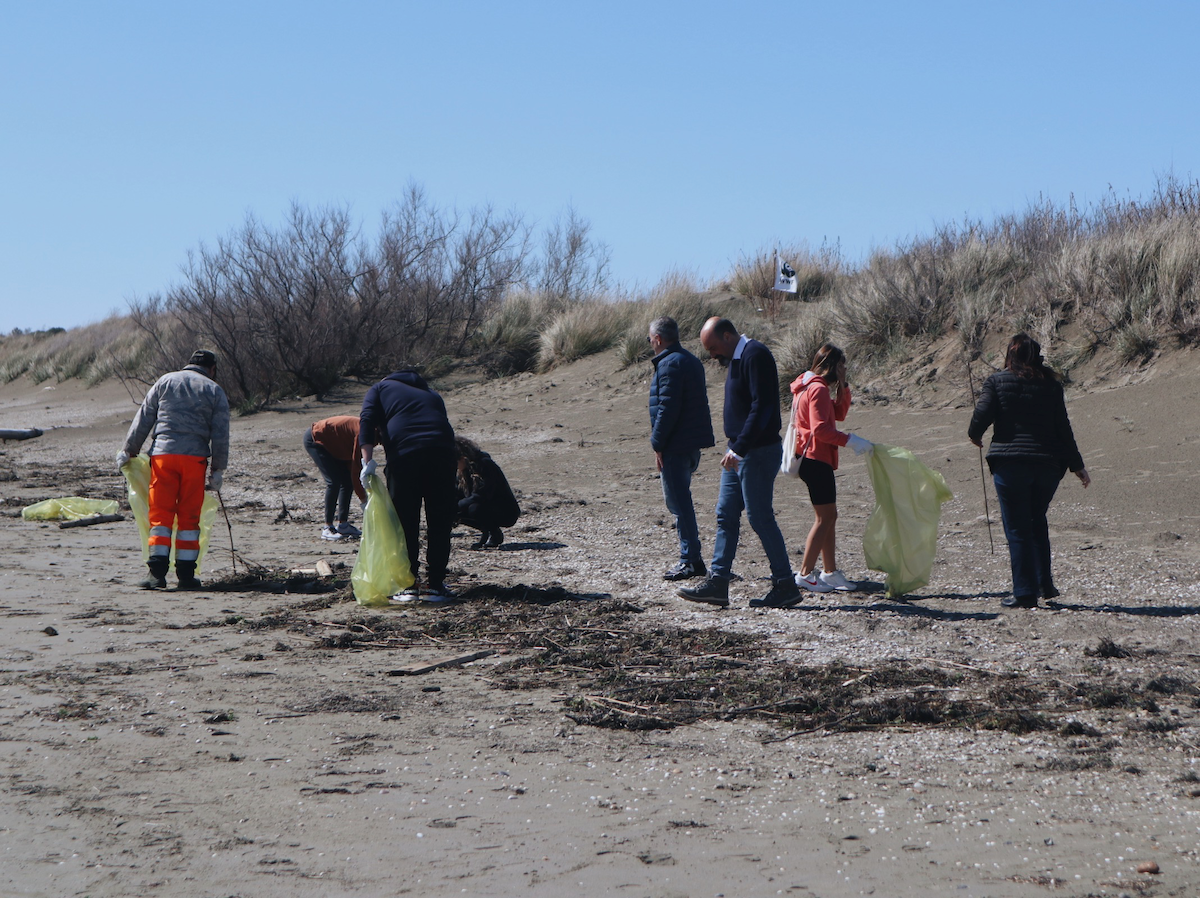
[132,191,531,409]
[535,206,610,303]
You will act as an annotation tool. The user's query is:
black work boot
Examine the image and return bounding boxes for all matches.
[139,557,169,590]
[484,528,504,549]
[677,574,729,608]
[175,560,203,591]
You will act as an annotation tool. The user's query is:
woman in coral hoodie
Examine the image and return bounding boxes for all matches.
[788,343,872,593]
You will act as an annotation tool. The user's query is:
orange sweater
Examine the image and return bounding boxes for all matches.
[790,371,851,470]
[311,416,367,503]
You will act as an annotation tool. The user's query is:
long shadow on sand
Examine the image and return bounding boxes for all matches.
[808,599,1001,622]
[792,581,1005,621]
[496,540,567,551]
[1043,600,1200,617]
[458,583,613,604]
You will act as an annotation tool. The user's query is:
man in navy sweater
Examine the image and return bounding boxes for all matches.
[359,368,457,602]
[648,316,715,580]
[678,318,801,609]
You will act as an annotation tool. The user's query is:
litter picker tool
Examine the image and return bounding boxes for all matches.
[216,489,238,575]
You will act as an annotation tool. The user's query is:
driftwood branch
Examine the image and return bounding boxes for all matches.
[59,513,125,529]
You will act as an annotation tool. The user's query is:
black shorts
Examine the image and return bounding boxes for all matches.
[798,457,836,506]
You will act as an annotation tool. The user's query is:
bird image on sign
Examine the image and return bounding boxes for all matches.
[774,253,798,293]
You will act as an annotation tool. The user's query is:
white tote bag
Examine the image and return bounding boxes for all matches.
[780,394,802,477]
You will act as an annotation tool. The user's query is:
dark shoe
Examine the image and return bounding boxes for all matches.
[175,560,202,591]
[484,528,504,549]
[419,583,458,605]
[750,577,803,609]
[678,575,729,607]
[1042,584,1060,600]
[1002,595,1038,608]
[663,559,706,581]
[469,532,489,550]
[139,558,169,590]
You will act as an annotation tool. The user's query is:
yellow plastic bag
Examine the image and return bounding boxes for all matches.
[121,454,218,573]
[863,444,953,598]
[351,473,414,606]
[22,497,119,521]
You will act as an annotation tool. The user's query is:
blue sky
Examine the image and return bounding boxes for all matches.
[2,1,1198,331]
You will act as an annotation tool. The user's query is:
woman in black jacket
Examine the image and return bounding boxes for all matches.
[968,334,1091,608]
[456,437,521,549]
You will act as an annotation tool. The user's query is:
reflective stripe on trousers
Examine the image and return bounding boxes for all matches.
[148,454,208,559]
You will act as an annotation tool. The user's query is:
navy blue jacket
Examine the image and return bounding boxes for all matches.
[723,339,782,456]
[968,370,1085,473]
[359,371,455,460]
[649,343,715,454]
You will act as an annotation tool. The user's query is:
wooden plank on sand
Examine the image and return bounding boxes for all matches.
[388,650,493,676]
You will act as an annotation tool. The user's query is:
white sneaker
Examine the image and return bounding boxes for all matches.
[819,570,857,592]
[795,570,834,593]
[389,585,420,604]
[335,522,361,538]
[321,526,345,541]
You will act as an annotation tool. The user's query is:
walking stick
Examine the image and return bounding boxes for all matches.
[216,489,238,575]
[965,361,995,555]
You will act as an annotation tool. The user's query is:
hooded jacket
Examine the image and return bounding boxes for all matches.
[649,343,715,454]
[967,370,1084,473]
[359,370,454,460]
[789,370,851,470]
[459,449,521,528]
[123,364,230,471]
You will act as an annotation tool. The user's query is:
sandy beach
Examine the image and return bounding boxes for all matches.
[2,345,1200,897]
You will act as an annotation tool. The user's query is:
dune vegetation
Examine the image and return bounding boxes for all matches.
[5,176,1200,407]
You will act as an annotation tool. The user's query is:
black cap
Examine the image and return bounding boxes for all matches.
[189,349,217,368]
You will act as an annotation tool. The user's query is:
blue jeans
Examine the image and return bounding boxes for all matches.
[711,442,792,582]
[660,449,703,563]
[991,459,1063,599]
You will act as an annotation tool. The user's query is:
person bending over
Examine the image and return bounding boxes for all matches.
[455,436,520,549]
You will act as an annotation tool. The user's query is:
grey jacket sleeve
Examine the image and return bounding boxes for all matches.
[122,378,163,457]
[209,389,231,472]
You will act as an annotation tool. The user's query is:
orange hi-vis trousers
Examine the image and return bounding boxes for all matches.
[148,454,208,562]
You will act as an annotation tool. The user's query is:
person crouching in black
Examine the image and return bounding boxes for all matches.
[456,437,520,549]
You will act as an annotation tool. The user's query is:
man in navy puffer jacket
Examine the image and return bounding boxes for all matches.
[648,316,715,580]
